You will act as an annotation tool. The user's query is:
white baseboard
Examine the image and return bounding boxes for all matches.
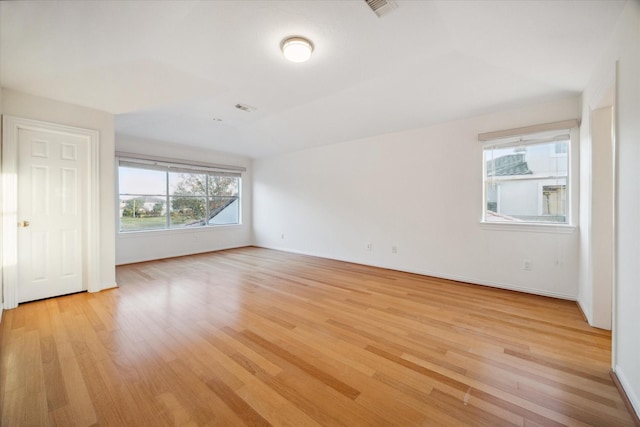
[253,244,577,301]
[100,282,119,291]
[615,365,640,420]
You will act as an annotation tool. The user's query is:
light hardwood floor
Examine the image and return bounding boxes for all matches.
[0,247,634,426]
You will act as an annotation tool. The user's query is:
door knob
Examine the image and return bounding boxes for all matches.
[18,220,30,227]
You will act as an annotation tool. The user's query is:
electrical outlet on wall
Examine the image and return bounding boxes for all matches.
[523,259,532,271]
[392,246,398,254]
[366,243,373,251]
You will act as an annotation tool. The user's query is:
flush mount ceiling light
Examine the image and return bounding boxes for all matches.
[281,36,314,63]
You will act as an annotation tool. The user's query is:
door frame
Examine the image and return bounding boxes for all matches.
[2,115,100,309]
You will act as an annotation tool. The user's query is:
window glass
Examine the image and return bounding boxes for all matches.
[119,166,166,195]
[169,172,207,228]
[119,167,167,231]
[208,196,239,225]
[207,175,240,225]
[484,139,569,224]
[208,175,239,197]
[554,142,568,155]
[118,162,241,232]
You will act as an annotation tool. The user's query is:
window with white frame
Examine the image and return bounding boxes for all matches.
[483,131,570,224]
[118,158,241,232]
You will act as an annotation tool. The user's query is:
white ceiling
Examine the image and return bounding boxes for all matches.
[0,0,627,158]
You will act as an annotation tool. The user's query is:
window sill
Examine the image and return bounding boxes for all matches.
[479,221,576,234]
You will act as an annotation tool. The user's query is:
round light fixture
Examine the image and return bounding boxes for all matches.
[281,36,314,63]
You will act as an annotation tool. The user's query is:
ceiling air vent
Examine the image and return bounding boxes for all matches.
[235,103,256,112]
[365,0,397,18]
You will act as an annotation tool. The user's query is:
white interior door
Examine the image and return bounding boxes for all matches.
[17,128,88,303]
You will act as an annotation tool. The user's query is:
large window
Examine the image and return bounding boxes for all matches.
[118,159,241,232]
[483,133,570,224]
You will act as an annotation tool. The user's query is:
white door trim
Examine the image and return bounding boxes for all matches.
[2,115,100,309]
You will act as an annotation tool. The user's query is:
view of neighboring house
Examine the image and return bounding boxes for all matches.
[485,139,568,223]
[205,197,240,226]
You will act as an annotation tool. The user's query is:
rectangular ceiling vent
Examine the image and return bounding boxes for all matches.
[365,0,397,18]
[235,103,256,112]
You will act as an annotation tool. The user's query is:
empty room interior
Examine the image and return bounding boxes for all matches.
[1,0,640,426]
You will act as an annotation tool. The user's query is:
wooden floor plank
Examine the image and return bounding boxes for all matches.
[0,247,635,426]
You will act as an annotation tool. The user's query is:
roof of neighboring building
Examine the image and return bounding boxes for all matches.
[487,153,533,177]
[185,196,239,227]
[485,211,523,222]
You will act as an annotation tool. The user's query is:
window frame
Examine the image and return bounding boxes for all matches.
[116,155,243,234]
[481,129,574,227]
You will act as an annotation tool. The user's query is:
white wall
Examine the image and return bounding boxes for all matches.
[581,0,640,417]
[578,73,615,332]
[591,107,614,330]
[1,88,116,291]
[254,97,580,299]
[114,135,253,265]
[578,100,594,324]
[0,86,3,320]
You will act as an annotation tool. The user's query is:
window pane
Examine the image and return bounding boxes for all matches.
[119,197,167,231]
[208,175,239,197]
[170,196,207,227]
[119,166,166,196]
[208,196,240,225]
[119,166,168,231]
[485,147,531,178]
[169,172,207,228]
[169,172,207,196]
[484,139,568,224]
[555,142,568,154]
[542,185,567,217]
[208,176,240,225]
